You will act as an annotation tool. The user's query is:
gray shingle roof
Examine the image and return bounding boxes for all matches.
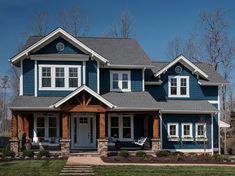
[10,96,63,110]
[157,100,218,113]
[150,61,228,85]
[22,36,152,66]
[101,92,158,111]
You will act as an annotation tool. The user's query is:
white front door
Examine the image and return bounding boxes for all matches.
[71,113,96,149]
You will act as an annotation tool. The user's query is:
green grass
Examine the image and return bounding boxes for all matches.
[0,160,66,176]
[95,166,235,176]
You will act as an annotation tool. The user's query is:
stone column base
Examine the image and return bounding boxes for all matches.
[151,139,160,152]
[97,139,108,156]
[60,139,70,157]
[9,138,19,156]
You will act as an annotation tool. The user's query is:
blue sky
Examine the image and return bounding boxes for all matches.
[0,0,235,83]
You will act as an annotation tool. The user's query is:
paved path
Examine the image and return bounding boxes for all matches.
[67,156,235,167]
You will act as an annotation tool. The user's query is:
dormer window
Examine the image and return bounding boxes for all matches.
[39,65,81,90]
[168,76,189,97]
[110,71,131,92]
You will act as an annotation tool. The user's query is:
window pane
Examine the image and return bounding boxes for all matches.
[183,125,190,136]
[69,68,78,77]
[49,128,57,137]
[113,73,118,80]
[123,117,130,127]
[69,78,78,87]
[49,117,56,127]
[111,128,119,138]
[122,74,128,80]
[122,81,128,89]
[37,117,44,127]
[56,67,64,77]
[181,78,186,86]
[181,87,186,95]
[56,78,64,87]
[37,128,45,137]
[42,78,51,87]
[111,117,119,127]
[170,125,176,136]
[171,78,177,86]
[171,87,177,95]
[42,67,51,77]
[123,128,131,138]
[112,81,118,89]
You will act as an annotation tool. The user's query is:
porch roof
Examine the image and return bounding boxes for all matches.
[157,100,218,114]
[101,92,158,111]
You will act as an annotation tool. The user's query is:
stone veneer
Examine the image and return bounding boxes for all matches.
[151,139,160,151]
[97,139,108,156]
[10,138,19,156]
[61,139,70,156]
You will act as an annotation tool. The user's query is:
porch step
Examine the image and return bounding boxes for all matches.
[69,152,100,157]
[60,164,95,176]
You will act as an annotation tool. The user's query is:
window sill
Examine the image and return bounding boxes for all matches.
[168,137,180,141]
[196,137,208,141]
[182,137,194,141]
[168,95,190,98]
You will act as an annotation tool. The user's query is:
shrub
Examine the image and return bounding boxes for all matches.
[37,150,50,158]
[156,151,171,157]
[107,151,118,157]
[136,151,146,158]
[176,155,184,161]
[214,153,223,161]
[228,148,233,155]
[2,148,15,158]
[118,150,129,158]
[23,150,34,158]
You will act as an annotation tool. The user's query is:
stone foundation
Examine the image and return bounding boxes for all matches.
[10,138,19,156]
[97,139,108,156]
[60,139,70,157]
[151,139,160,151]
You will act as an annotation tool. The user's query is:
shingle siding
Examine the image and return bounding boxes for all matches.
[146,62,218,100]
[23,59,34,96]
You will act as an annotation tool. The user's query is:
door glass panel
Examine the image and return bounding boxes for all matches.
[90,118,93,143]
[74,118,77,144]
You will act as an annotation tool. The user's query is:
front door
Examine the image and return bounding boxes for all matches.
[71,113,96,149]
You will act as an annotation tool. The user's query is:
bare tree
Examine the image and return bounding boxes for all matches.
[167,38,183,59]
[57,5,90,36]
[109,11,134,38]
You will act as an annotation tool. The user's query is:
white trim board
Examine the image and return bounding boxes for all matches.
[10,28,109,65]
[52,85,115,108]
[154,55,208,79]
[162,149,213,153]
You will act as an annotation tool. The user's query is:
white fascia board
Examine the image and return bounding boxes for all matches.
[110,107,158,111]
[9,107,57,111]
[154,55,208,79]
[30,54,89,61]
[198,81,229,86]
[103,64,153,69]
[159,110,218,114]
[11,28,109,64]
[52,85,115,108]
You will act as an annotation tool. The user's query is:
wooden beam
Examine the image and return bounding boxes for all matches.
[86,96,92,105]
[24,114,29,140]
[99,112,105,139]
[144,114,149,137]
[153,112,160,139]
[63,105,106,112]
[62,112,69,139]
[82,92,86,105]
[11,112,18,139]
[18,113,24,133]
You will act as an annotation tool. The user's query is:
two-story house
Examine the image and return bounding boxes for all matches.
[9,28,228,156]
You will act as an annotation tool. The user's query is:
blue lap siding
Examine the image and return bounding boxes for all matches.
[86,60,97,92]
[146,63,218,101]
[23,59,35,96]
[162,114,212,150]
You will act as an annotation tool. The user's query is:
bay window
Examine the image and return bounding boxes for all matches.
[168,76,189,97]
[110,71,131,92]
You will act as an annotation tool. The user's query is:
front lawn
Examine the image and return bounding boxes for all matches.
[95,166,235,176]
[0,160,66,176]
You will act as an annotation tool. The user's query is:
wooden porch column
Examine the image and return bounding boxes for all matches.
[23,114,29,140]
[153,112,160,139]
[18,113,24,134]
[144,115,149,137]
[99,112,105,139]
[11,112,18,140]
[62,112,69,139]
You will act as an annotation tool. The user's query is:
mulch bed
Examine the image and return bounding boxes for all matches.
[101,155,235,164]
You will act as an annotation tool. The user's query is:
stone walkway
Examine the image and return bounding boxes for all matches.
[67,156,235,167]
[59,164,95,175]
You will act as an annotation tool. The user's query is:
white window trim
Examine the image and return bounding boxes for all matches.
[39,64,81,91]
[110,71,131,92]
[108,114,134,141]
[181,123,193,139]
[167,123,179,140]
[33,113,59,142]
[195,123,207,141]
[168,76,189,98]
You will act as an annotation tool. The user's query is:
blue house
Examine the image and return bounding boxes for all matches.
[9,28,228,156]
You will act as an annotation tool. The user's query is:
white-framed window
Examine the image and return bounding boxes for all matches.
[110,71,131,92]
[181,123,193,138]
[108,114,134,140]
[168,76,189,97]
[34,113,59,142]
[167,123,179,138]
[39,65,81,90]
[196,123,207,138]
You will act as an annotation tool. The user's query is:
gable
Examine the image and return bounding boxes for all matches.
[154,55,208,79]
[34,37,85,55]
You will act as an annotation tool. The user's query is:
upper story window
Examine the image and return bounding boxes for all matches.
[168,76,189,97]
[110,71,131,92]
[39,65,81,90]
